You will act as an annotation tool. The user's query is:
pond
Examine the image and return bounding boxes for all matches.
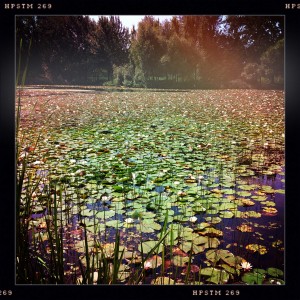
[16,88,285,284]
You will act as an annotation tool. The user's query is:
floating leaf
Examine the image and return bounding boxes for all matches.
[206,249,239,267]
[236,199,255,206]
[272,239,283,248]
[253,268,267,275]
[219,211,234,218]
[96,210,115,219]
[267,268,283,278]
[195,222,211,230]
[172,255,190,267]
[179,242,206,254]
[221,263,240,275]
[237,191,252,197]
[238,184,257,191]
[144,255,163,269]
[261,185,275,194]
[205,216,222,224]
[242,272,265,284]
[222,189,236,195]
[151,277,175,285]
[246,244,268,255]
[240,211,261,218]
[262,207,278,214]
[105,220,122,228]
[217,202,237,210]
[260,201,276,207]
[237,224,253,232]
[138,240,163,254]
[198,227,223,237]
[192,204,207,213]
[200,267,230,284]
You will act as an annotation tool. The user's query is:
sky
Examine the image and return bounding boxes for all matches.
[89,15,175,30]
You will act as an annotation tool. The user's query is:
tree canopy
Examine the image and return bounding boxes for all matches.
[16,15,284,89]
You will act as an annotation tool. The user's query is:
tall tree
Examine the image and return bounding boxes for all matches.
[224,16,284,63]
[96,16,130,81]
[130,16,164,81]
[260,38,284,85]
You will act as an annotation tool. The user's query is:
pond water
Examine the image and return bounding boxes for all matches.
[18,89,285,284]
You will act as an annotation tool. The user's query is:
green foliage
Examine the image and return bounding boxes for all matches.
[260,39,284,86]
[16,15,284,89]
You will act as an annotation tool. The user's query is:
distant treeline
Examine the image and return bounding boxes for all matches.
[17,15,284,89]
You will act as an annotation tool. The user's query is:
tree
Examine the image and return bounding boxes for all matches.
[16,15,284,89]
[130,16,164,81]
[224,16,284,63]
[96,16,130,81]
[260,39,284,85]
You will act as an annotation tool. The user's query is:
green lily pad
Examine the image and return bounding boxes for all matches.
[251,195,268,201]
[242,272,265,284]
[267,268,284,278]
[172,255,190,267]
[253,268,267,275]
[221,263,240,275]
[97,210,116,219]
[261,185,275,194]
[192,204,207,213]
[206,249,239,267]
[198,227,223,237]
[200,267,230,284]
[217,202,237,210]
[237,191,252,197]
[205,216,222,224]
[138,240,164,254]
[105,219,122,228]
[179,242,206,254]
[219,211,234,218]
[195,222,212,230]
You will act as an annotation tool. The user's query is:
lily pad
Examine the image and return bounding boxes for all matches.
[195,222,212,230]
[245,244,268,255]
[219,211,234,218]
[240,211,261,218]
[151,277,175,285]
[237,224,253,232]
[144,255,163,269]
[138,240,164,254]
[171,255,190,267]
[237,191,252,197]
[105,219,122,228]
[97,210,116,219]
[267,268,283,278]
[206,249,239,267]
[200,267,230,284]
[198,227,223,237]
[179,242,206,254]
[242,272,265,284]
[205,216,222,224]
